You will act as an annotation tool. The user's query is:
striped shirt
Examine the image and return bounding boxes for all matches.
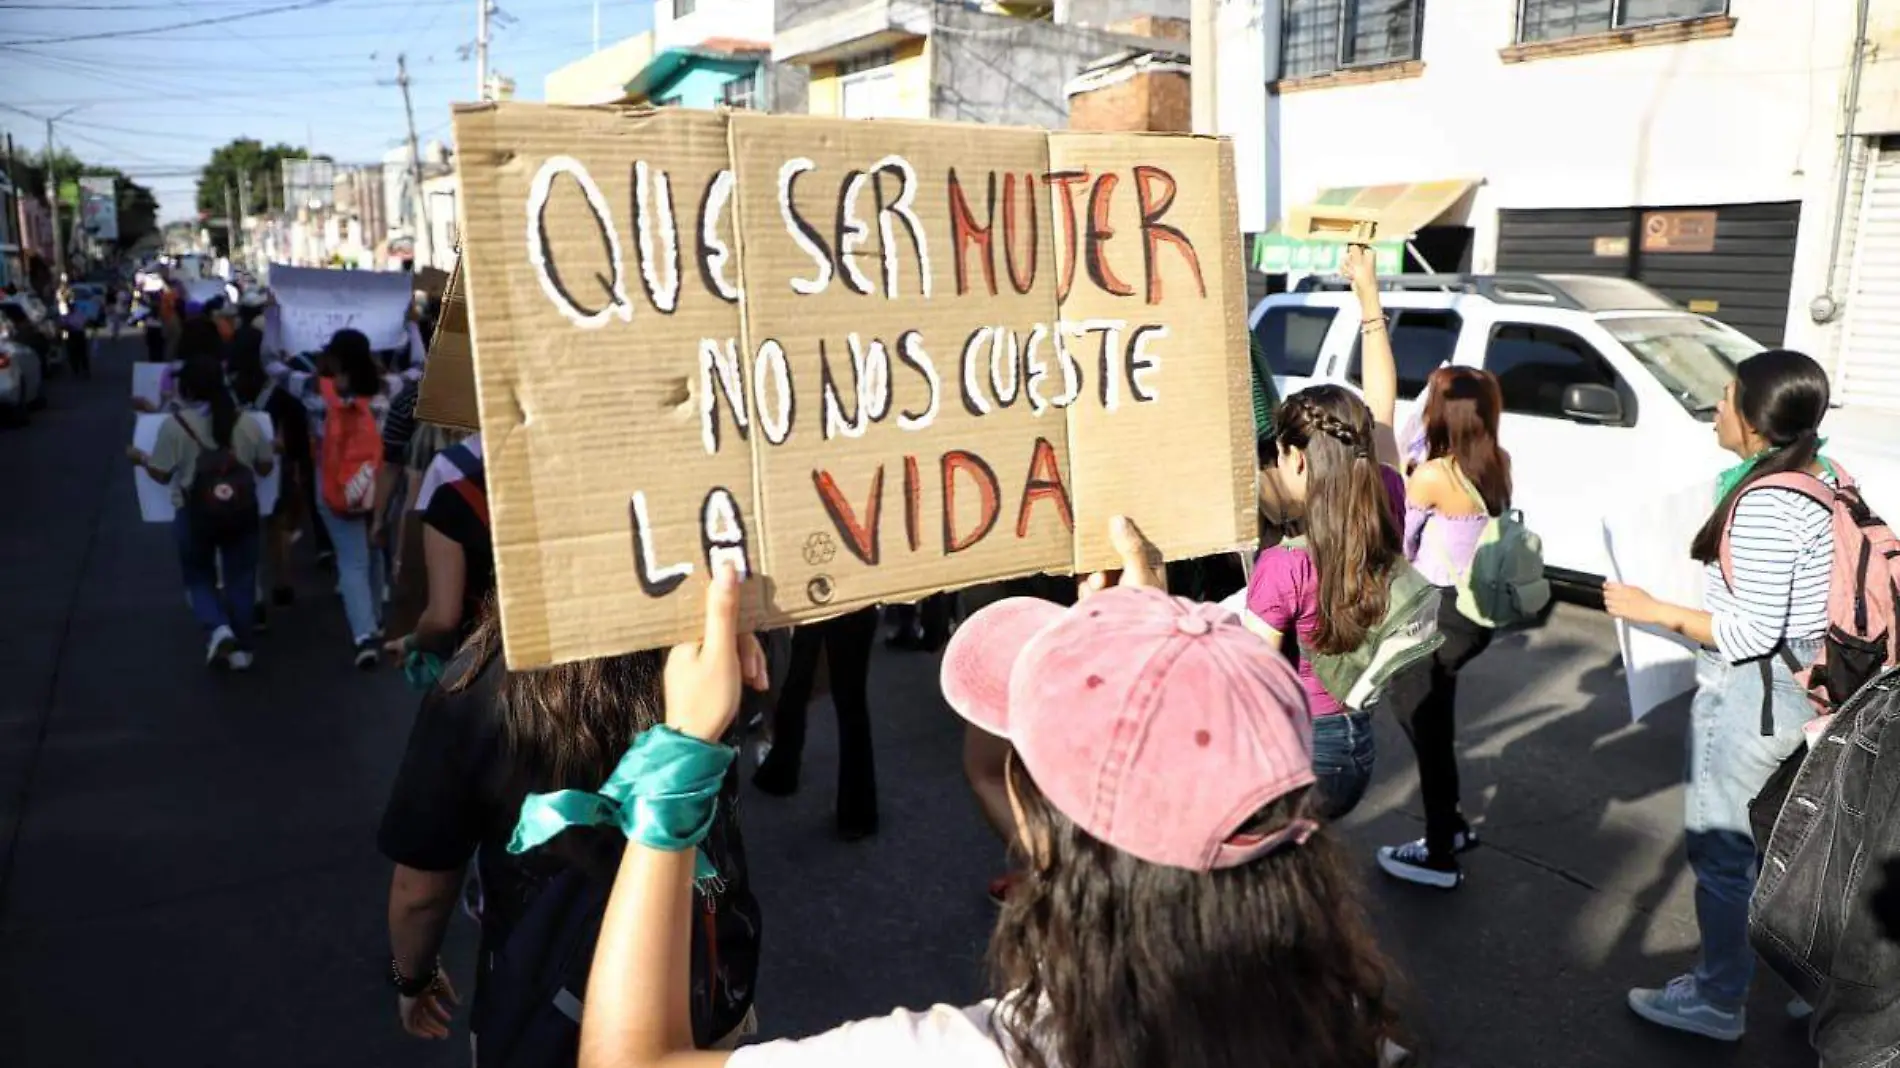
[1704,474,1835,663]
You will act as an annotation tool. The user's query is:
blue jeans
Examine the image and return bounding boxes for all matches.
[1312,710,1375,820]
[1683,641,1820,1010]
[173,511,259,647]
[317,498,383,643]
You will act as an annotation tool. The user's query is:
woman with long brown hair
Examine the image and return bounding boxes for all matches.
[1377,366,1512,890]
[577,525,1409,1068]
[1242,245,1409,818]
[378,607,761,1055]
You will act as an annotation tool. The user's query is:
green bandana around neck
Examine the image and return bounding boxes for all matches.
[1714,437,1831,503]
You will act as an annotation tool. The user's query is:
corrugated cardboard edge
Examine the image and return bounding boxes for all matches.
[415,256,480,431]
[452,102,555,668]
[1218,138,1262,561]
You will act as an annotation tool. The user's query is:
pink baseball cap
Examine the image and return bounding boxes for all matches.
[942,585,1317,872]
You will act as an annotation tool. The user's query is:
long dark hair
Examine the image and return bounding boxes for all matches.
[1689,349,1830,563]
[990,767,1408,1068]
[1423,366,1511,516]
[1272,386,1401,654]
[177,353,238,448]
[227,326,269,407]
[451,606,666,793]
[324,328,384,398]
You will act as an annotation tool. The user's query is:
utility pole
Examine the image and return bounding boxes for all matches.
[398,53,436,268]
[476,0,492,101]
[225,182,238,260]
[43,118,62,284]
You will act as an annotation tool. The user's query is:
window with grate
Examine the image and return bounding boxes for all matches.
[837,48,896,77]
[1517,0,1725,44]
[1281,0,1423,79]
[721,74,756,110]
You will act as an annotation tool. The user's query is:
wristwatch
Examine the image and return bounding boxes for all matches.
[388,956,439,997]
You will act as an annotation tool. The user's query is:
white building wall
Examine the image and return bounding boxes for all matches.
[1221,0,1862,358]
[655,0,775,49]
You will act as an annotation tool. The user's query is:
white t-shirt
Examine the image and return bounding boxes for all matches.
[728,1003,1012,1067]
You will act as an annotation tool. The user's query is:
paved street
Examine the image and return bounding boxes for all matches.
[0,337,1812,1067]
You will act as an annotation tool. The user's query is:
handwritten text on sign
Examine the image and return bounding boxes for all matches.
[453,105,1252,666]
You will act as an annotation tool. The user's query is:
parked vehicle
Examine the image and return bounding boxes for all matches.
[0,305,46,424]
[1250,273,1899,585]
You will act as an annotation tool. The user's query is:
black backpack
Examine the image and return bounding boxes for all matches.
[472,763,761,1067]
[1749,666,1900,1064]
[174,413,257,543]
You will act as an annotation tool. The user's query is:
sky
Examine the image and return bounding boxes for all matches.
[0,0,657,221]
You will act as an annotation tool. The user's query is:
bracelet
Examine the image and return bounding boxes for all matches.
[1360,319,1388,334]
[389,957,439,997]
[1361,314,1387,326]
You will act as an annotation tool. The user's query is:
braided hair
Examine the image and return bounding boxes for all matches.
[1270,385,1402,655]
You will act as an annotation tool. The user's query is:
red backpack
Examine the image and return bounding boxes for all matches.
[317,377,381,517]
[1720,464,1900,719]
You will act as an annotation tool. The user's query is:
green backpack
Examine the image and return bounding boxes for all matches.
[1283,536,1447,710]
[1430,462,1552,630]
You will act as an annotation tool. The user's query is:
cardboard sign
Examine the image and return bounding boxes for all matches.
[415,260,480,431]
[453,103,1255,667]
[268,265,414,355]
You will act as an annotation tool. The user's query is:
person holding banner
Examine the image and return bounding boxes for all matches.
[127,356,276,671]
[1240,246,1411,820]
[1603,350,1836,1042]
[575,524,1409,1068]
[268,328,394,667]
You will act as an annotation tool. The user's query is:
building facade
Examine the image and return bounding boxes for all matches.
[1217,0,1899,409]
[776,0,1187,126]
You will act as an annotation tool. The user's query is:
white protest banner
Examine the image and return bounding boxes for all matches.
[453,104,1256,667]
[1603,476,1717,721]
[131,363,174,408]
[183,278,227,306]
[268,265,413,355]
[133,412,281,523]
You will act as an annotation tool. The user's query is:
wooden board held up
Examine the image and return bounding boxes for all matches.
[453,102,1256,668]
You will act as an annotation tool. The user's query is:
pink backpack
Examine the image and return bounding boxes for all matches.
[1719,464,1900,720]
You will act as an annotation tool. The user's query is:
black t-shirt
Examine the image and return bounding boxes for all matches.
[421,470,495,634]
[378,656,563,970]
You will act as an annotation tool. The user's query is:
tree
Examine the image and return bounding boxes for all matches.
[4,149,159,251]
[195,137,313,220]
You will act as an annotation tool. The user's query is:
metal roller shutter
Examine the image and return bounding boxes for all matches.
[1841,140,1900,411]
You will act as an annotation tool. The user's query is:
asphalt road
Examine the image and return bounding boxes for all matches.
[0,337,1814,1067]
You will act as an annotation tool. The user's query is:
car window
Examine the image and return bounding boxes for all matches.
[1348,309,1462,398]
[1483,323,1620,419]
[1251,306,1337,378]
[1599,314,1752,418]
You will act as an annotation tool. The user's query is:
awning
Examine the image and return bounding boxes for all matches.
[1254,178,1479,274]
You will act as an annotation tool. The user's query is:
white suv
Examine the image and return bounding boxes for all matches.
[1250,273,1894,585]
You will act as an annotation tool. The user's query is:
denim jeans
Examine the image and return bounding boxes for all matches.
[1684,641,1819,1010]
[317,498,384,642]
[173,512,259,647]
[1311,710,1375,820]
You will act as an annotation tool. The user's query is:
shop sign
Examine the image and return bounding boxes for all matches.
[1641,211,1717,254]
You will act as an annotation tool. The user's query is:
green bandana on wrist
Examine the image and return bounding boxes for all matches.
[508,725,734,881]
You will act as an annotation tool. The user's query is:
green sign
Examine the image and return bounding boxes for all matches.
[57,179,81,208]
[1252,233,1402,276]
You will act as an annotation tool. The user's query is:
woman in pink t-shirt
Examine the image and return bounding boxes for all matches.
[1241,245,1408,819]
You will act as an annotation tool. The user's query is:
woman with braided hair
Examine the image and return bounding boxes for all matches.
[1239,245,1410,818]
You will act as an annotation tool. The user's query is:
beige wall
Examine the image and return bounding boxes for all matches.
[544,34,656,105]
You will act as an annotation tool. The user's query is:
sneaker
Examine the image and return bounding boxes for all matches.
[254,605,269,633]
[1627,975,1746,1041]
[988,872,1019,905]
[1787,997,1814,1021]
[752,758,799,797]
[204,625,237,668]
[354,640,379,670]
[1376,839,1463,889]
[228,650,254,672]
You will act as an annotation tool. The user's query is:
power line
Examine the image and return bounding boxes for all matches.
[0,0,340,46]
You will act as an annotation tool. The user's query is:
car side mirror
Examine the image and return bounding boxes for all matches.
[1562,383,1624,425]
